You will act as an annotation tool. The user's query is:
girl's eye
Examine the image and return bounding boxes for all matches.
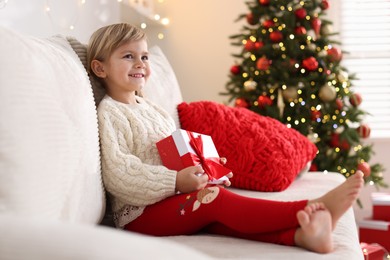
[124,54,133,59]
[142,55,149,61]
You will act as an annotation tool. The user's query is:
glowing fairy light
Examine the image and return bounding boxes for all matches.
[161,17,170,25]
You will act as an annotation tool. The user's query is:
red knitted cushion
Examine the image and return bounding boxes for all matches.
[178,101,318,192]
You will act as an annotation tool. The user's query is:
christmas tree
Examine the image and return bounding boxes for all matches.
[223,0,387,188]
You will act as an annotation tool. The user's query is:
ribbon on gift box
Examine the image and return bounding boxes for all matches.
[187,131,231,181]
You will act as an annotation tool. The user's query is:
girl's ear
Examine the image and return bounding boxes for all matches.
[90,60,106,78]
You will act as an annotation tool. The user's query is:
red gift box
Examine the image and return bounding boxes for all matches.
[360,243,389,260]
[156,129,231,184]
[371,192,390,222]
[358,219,390,252]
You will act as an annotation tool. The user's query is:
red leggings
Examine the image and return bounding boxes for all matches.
[125,186,308,246]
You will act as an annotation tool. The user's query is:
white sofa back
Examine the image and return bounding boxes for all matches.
[0,26,105,224]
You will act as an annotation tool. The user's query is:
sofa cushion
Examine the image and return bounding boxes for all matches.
[67,37,183,128]
[178,101,318,191]
[0,215,211,260]
[0,26,105,223]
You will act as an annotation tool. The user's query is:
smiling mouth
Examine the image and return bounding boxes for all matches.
[129,73,145,78]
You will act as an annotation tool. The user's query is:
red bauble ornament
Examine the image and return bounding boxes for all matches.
[357,162,371,177]
[327,47,342,62]
[295,26,307,35]
[257,95,273,108]
[289,59,297,70]
[349,93,362,107]
[330,133,350,150]
[262,19,275,29]
[254,41,264,50]
[235,98,249,108]
[321,0,330,10]
[311,110,322,121]
[270,31,283,42]
[311,17,322,36]
[259,0,270,6]
[245,40,264,52]
[246,13,256,25]
[357,124,371,138]
[295,8,307,19]
[256,56,271,70]
[230,65,241,75]
[335,98,343,110]
[302,57,319,71]
[245,40,256,51]
[309,163,318,172]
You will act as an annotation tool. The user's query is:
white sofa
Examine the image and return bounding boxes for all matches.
[0,26,364,259]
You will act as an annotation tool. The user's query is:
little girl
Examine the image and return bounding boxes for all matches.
[87,23,363,254]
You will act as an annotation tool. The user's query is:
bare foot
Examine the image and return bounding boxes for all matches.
[295,202,333,254]
[309,171,364,229]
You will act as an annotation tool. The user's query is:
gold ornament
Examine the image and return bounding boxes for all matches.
[308,43,316,51]
[319,85,336,102]
[277,88,285,117]
[244,79,257,91]
[282,87,298,101]
[318,49,327,57]
[321,24,333,35]
[307,131,319,143]
[307,29,317,41]
[337,71,349,82]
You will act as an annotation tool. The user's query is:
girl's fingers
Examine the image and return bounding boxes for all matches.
[220,157,227,165]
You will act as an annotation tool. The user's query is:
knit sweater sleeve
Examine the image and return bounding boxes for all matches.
[97,98,177,208]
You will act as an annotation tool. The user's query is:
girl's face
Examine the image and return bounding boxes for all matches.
[100,39,150,103]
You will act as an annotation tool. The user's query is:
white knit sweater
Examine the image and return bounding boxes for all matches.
[97,95,178,228]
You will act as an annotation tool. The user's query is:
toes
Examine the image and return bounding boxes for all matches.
[297,210,310,227]
[316,202,326,210]
[306,202,325,213]
[304,205,313,214]
[356,170,364,178]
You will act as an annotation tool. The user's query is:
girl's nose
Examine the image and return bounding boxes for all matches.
[135,61,145,68]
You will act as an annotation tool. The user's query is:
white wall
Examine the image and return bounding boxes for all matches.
[155,0,247,104]
[0,0,388,220]
[0,0,121,43]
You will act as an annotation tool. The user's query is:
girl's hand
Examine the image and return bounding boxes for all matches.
[219,157,233,186]
[176,165,208,193]
[222,172,234,187]
[220,157,227,165]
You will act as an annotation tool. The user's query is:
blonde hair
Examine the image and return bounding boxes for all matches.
[87,23,147,85]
